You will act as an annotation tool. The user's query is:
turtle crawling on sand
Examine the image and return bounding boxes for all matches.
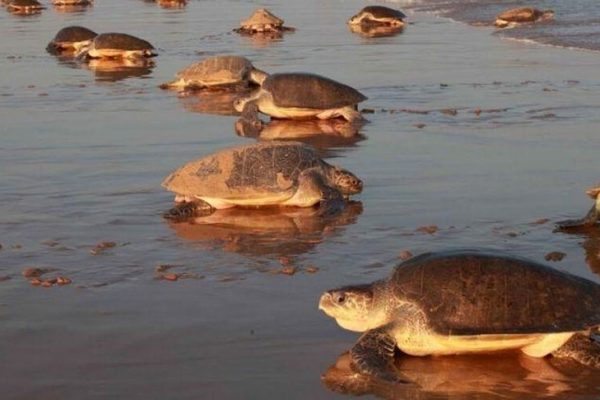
[6,0,45,13]
[495,7,554,28]
[234,8,295,35]
[160,56,268,91]
[234,73,367,122]
[46,26,97,55]
[319,250,600,381]
[162,141,362,219]
[76,33,156,59]
[556,185,600,230]
[348,6,406,27]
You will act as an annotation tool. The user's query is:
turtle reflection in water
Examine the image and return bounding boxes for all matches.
[235,118,366,154]
[84,58,155,82]
[167,201,362,258]
[556,184,600,230]
[323,351,600,399]
[349,23,404,38]
[180,90,250,116]
[162,142,362,220]
[319,250,600,381]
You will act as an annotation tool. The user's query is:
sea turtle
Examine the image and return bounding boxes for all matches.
[348,6,406,27]
[495,7,554,28]
[160,56,268,91]
[234,8,295,34]
[6,0,45,13]
[156,0,186,8]
[319,250,600,381]
[76,33,156,59]
[52,0,93,5]
[161,141,363,219]
[46,26,97,55]
[556,184,600,230]
[234,73,367,122]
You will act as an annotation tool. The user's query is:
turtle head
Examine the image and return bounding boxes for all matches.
[319,281,388,332]
[542,9,555,20]
[329,167,363,197]
[348,12,364,26]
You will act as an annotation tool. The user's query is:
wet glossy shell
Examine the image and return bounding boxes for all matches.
[52,26,97,43]
[10,0,43,6]
[162,141,329,200]
[359,6,406,20]
[92,33,154,51]
[263,73,367,109]
[176,56,252,86]
[390,250,600,335]
[241,8,284,28]
[496,8,543,22]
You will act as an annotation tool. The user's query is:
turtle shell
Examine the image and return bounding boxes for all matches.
[496,8,542,22]
[10,0,43,6]
[92,33,154,50]
[360,6,406,20]
[262,73,367,110]
[162,141,328,202]
[241,8,284,27]
[390,250,600,335]
[52,26,97,43]
[176,56,252,86]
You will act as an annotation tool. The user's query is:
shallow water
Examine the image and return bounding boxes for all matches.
[2,0,600,399]
[406,0,600,51]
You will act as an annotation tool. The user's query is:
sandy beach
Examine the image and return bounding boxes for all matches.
[2,0,600,398]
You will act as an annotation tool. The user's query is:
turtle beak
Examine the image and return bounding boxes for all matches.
[318,292,334,314]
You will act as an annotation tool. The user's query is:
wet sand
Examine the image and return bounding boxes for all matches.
[2,0,600,399]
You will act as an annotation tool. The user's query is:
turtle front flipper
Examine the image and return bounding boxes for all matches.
[555,204,599,231]
[552,333,600,368]
[163,200,214,221]
[350,327,407,382]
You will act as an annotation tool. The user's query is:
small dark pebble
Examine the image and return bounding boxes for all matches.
[440,108,458,116]
[545,251,566,262]
[413,123,426,129]
[440,83,449,88]
[361,108,375,114]
[155,264,176,273]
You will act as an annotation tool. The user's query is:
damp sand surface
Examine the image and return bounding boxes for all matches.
[2,1,600,399]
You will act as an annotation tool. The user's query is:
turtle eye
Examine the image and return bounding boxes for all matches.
[334,292,346,304]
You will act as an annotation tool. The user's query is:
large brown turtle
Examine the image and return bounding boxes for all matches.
[233,73,367,122]
[319,250,600,381]
[234,8,295,35]
[76,33,156,59]
[160,56,268,91]
[495,7,554,28]
[46,26,97,55]
[348,6,406,27]
[162,141,362,219]
[556,184,600,230]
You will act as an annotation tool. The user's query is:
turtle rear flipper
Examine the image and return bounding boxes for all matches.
[552,333,600,368]
[350,327,408,383]
[555,204,599,231]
